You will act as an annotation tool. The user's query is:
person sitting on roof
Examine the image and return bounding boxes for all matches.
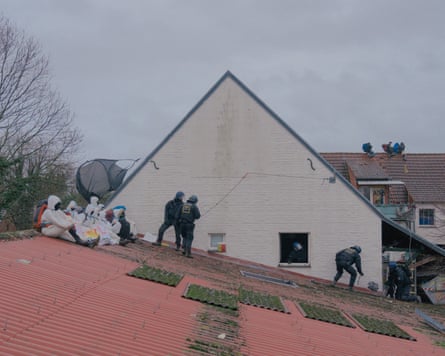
[362,142,375,157]
[64,200,85,224]
[84,195,100,224]
[114,208,137,246]
[382,141,394,156]
[88,208,121,246]
[393,142,406,155]
[41,195,98,248]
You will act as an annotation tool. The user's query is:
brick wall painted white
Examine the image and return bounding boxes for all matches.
[110,76,383,289]
[416,203,445,245]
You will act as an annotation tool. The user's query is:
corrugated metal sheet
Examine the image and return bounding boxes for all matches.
[1,237,444,355]
[0,237,201,356]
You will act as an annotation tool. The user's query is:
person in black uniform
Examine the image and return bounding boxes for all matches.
[393,263,419,302]
[385,261,398,298]
[177,195,200,258]
[153,191,184,249]
[332,245,364,291]
[287,242,304,263]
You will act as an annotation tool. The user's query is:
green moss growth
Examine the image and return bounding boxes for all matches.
[298,302,354,328]
[184,284,238,310]
[127,264,183,286]
[239,287,287,313]
[352,313,415,341]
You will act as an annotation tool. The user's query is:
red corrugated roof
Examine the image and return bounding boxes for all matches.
[1,237,444,355]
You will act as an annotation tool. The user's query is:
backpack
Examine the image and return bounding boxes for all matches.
[33,199,48,232]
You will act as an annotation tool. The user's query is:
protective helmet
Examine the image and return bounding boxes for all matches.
[293,242,302,251]
[351,245,362,253]
[388,261,397,269]
[175,191,185,199]
[188,195,198,203]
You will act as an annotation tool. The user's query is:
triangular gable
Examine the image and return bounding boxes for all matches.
[108,71,445,257]
[111,71,350,199]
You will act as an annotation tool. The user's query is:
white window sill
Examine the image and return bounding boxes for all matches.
[278,262,310,267]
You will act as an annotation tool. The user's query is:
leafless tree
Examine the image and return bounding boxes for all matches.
[0,16,83,229]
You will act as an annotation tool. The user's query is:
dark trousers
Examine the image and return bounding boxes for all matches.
[180,223,195,256]
[396,284,417,302]
[334,262,357,287]
[158,221,181,247]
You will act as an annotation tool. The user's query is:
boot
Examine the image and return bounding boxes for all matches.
[70,229,90,247]
[186,247,193,258]
[119,239,130,246]
[88,238,99,248]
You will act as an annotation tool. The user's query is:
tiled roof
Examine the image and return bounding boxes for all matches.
[1,237,444,355]
[322,153,445,203]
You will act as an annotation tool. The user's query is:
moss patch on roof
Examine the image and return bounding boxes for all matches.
[297,302,355,328]
[239,287,288,313]
[186,304,242,355]
[127,264,183,286]
[351,313,416,341]
[184,284,238,310]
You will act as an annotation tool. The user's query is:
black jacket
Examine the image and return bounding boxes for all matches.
[335,248,363,274]
[164,198,183,223]
[177,202,200,224]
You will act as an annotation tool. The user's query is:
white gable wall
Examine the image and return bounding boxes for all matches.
[110,76,382,289]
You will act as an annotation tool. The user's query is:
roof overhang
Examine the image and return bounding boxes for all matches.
[357,180,405,186]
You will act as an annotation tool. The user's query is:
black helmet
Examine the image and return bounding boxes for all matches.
[175,191,185,199]
[351,245,362,253]
[293,242,302,251]
[188,195,198,203]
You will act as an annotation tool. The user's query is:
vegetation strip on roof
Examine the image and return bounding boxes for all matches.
[186,305,242,355]
[350,313,416,341]
[127,264,183,286]
[297,302,355,328]
[184,284,238,310]
[239,287,288,313]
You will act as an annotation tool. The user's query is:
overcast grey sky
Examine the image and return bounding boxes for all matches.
[1,0,444,163]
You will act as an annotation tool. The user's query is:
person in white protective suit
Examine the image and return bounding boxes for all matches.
[84,195,100,224]
[64,200,86,224]
[41,195,99,248]
[91,209,121,246]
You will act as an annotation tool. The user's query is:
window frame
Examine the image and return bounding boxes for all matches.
[419,208,435,226]
[208,233,225,251]
[278,232,310,267]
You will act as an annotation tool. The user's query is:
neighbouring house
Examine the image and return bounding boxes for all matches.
[321,152,445,248]
[108,71,445,292]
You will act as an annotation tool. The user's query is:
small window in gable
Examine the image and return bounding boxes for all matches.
[419,209,435,226]
[279,233,309,266]
[209,233,225,249]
